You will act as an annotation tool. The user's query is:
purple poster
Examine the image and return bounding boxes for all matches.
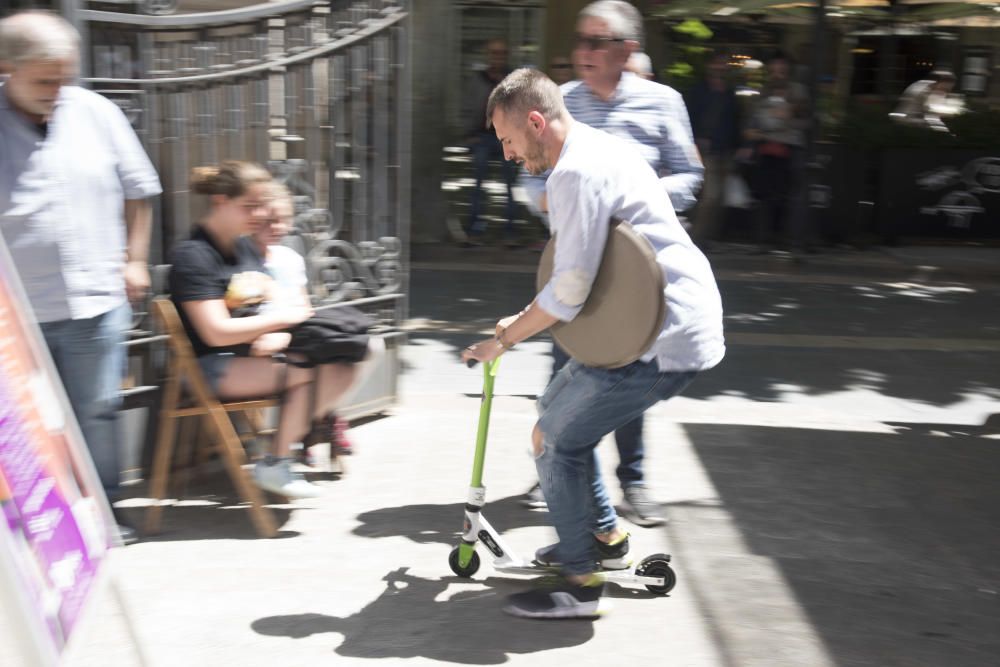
[0,273,111,654]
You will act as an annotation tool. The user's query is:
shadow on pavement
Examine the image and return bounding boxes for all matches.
[674,422,1000,667]
[885,413,1000,438]
[251,568,595,664]
[119,473,300,541]
[128,503,299,542]
[409,268,1000,407]
[684,345,1000,408]
[352,494,549,546]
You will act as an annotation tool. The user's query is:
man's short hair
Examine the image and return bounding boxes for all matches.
[0,11,80,66]
[486,68,566,129]
[579,1,644,45]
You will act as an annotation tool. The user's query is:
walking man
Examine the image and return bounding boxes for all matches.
[0,11,162,543]
[522,0,704,526]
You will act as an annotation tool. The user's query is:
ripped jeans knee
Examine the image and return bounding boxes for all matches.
[531,422,546,458]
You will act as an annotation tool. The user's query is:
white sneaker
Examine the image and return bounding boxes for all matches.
[253,458,322,499]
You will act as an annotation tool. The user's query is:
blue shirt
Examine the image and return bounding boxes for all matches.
[0,83,162,322]
[523,72,704,215]
[538,122,724,372]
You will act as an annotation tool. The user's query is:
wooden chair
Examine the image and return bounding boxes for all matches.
[144,297,282,538]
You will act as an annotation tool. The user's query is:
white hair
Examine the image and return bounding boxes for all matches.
[0,11,80,66]
[579,1,644,45]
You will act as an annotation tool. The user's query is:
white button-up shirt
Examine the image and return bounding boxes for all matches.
[537,122,724,372]
[0,84,162,322]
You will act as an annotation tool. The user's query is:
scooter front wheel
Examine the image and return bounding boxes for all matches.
[448,546,481,577]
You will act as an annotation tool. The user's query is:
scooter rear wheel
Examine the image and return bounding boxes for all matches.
[448,546,481,578]
[636,553,676,595]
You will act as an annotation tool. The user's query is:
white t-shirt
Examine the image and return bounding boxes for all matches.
[538,121,725,372]
[261,244,308,313]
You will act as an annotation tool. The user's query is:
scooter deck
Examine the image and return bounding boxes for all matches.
[492,563,669,589]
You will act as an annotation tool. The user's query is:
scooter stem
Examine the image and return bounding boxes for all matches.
[469,358,499,489]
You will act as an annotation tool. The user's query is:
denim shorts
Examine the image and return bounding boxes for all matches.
[197,352,236,394]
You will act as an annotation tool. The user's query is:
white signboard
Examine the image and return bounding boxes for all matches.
[0,237,142,666]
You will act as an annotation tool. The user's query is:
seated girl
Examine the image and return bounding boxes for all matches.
[251,182,374,456]
[169,161,370,498]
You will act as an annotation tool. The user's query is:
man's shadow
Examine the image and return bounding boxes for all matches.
[352,494,550,546]
[252,567,631,663]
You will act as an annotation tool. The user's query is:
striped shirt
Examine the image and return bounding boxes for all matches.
[523,72,703,215]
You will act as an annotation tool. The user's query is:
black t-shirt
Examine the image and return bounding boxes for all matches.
[169,226,267,358]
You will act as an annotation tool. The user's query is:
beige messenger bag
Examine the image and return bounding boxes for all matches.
[536,220,666,368]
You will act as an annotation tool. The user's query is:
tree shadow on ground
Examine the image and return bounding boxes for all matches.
[884,413,1000,438]
[251,568,595,664]
[674,422,1000,667]
[683,345,1000,408]
[408,268,1000,407]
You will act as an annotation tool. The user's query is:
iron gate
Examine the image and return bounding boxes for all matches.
[74,1,411,473]
[82,0,410,319]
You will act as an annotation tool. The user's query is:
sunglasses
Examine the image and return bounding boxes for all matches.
[574,34,625,51]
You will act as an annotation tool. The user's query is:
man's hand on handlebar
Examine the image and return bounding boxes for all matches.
[461,336,505,366]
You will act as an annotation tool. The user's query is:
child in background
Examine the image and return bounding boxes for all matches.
[251,184,359,457]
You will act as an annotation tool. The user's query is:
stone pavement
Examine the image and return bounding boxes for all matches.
[52,245,1000,667]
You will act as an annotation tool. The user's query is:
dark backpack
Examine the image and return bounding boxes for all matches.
[285,306,372,367]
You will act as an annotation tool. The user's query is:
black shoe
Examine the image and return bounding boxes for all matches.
[503,576,609,619]
[620,486,666,527]
[533,533,632,570]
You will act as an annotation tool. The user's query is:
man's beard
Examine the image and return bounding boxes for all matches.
[523,137,547,176]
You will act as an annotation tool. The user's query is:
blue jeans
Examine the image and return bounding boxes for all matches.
[40,302,130,496]
[552,343,645,488]
[536,358,696,575]
[468,132,516,237]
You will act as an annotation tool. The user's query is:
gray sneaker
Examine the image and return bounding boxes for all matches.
[620,486,666,527]
[503,576,610,619]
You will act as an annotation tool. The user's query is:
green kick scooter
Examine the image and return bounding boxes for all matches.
[447,358,677,595]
